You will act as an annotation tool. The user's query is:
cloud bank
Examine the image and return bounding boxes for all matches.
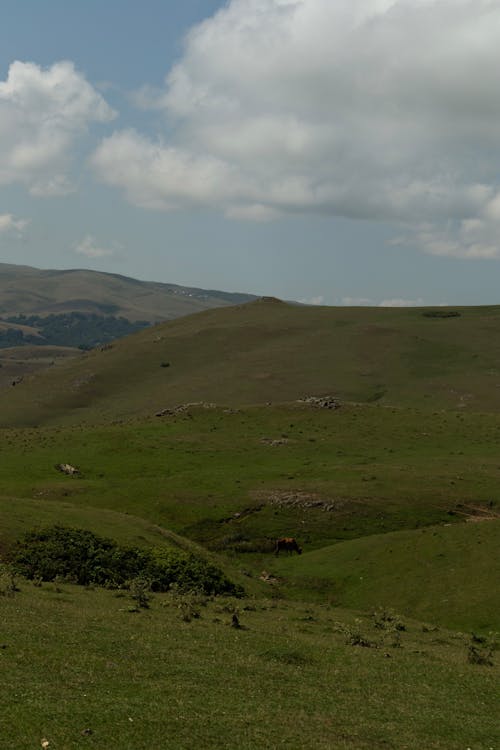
[0,60,115,195]
[92,0,500,258]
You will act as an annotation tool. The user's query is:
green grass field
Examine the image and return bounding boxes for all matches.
[1,301,499,748]
[1,583,498,750]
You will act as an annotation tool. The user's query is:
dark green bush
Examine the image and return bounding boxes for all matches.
[422,310,461,319]
[11,526,243,597]
[150,548,244,596]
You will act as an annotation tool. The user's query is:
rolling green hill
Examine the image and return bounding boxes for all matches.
[272,520,500,631]
[1,297,499,749]
[3,297,500,426]
[0,403,498,630]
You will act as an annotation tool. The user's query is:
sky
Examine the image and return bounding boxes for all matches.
[1,0,500,307]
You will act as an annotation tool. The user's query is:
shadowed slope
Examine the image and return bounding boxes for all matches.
[3,298,500,425]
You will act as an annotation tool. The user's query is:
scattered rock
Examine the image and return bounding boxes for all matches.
[55,463,80,476]
[156,401,217,417]
[260,437,289,446]
[259,570,279,584]
[297,395,341,409]
[265,490,340,512]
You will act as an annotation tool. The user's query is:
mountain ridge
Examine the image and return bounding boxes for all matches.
[0,262,258,322]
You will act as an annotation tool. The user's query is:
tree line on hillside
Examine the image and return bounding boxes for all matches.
[0,312,150,349]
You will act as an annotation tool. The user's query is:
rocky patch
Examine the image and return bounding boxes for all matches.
[297,395,341,409]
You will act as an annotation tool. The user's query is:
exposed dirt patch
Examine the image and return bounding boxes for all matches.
[454,503,500,523]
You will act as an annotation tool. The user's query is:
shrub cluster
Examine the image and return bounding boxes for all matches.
[467,633,496,666]
[422,310,461,319]
[11,526,244,597]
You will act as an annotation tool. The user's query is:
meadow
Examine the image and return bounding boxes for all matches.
[1,582,498,750]
[1,301,499,748]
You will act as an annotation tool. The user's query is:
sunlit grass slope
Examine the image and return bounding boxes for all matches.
[272,520,500,631]
[4,299,500,425]
[1,403,499,631]
[1,404,500,546]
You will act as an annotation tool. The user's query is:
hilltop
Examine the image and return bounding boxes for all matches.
[3,297,500,425]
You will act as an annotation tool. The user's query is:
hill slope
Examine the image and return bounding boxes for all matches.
[3,298,500,425]
[0,262,257,322]
[273,520,500,631]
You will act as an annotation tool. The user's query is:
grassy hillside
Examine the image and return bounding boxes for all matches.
[4,298,500,425]
[1,404,499,630]
[0,262,256,322]
[272,520,500,631]
[0,344,80,388]
[1,300,499,748]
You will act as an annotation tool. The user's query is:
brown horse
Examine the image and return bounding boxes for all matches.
[275,537,302,555]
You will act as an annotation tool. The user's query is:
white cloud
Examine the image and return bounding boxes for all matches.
[0,60,115,195]
[92,0,500,258]
[0,213,29,235]
[341,297,374,306]
[378,297,424,307]
[341,295,427,307]
[74,235,119,259]
[299,295,324,305]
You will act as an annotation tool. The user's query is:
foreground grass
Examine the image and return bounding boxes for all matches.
[1,582,498,750]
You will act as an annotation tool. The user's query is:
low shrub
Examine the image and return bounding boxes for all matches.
[467,633,496,666]
[12,526,151,587]
[334,619,377,648]
[150,548,244,596]
[0,564,19,597]
[129,577,151,610]
[11,526,244,597]
[422,310,461,319]
[372,607,406,632]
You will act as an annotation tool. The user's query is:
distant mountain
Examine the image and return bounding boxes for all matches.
[0,263,258,322]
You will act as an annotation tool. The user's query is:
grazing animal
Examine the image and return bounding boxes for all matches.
[275,537,302,555]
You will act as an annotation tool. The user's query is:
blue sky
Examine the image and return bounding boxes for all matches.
[1,0,500,306]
